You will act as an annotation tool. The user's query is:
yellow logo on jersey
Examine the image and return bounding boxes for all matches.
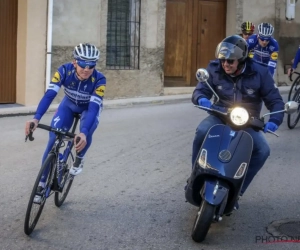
[91,77,95,83]
[248,51,254,58]
[271,52,278,60]
[95,85,105,97]
[51,71,60,83]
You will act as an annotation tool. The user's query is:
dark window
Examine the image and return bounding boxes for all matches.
[106,0,141,70]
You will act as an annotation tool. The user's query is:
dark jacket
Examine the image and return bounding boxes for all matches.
[192,58,284,126]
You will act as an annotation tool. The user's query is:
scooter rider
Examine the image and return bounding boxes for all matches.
[190,35,284,209]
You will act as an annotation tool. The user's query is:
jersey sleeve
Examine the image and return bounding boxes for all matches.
[292,47,300,69]
[33,65,66,120]
[80,75,106,136]
[246,35,257,51]
[268,40,279,77]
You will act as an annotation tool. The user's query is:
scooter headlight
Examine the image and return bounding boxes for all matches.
[230,107,249,126]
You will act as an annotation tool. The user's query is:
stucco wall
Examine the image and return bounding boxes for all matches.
[51,0,165,102]
[16,0,47,105]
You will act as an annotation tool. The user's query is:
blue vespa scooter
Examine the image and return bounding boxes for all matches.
[185,68,298,243]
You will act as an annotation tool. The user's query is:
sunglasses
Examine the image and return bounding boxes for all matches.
[220,59,235,65]
[76,60,96,69]
[243,32,252,36]
[258,37,270,42]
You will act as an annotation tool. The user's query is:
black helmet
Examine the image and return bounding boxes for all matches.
[241,21,255,33]
[215,35,248,62]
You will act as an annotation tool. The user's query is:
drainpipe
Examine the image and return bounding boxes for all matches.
[45,0,53,90]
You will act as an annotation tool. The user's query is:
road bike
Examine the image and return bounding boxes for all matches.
[24,113,80,235]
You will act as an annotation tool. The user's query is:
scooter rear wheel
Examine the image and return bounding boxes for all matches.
[191,200,216,243]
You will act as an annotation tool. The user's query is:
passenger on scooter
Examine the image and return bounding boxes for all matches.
[190,35,284,209]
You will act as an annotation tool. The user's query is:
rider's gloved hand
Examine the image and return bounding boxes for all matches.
[25,119,39,136]
[288,68,294,77]
[75,133,87,153]
[263,122,278,133]
[198,98,211,108]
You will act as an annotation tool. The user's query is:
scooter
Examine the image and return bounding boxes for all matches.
[185,68,298,243]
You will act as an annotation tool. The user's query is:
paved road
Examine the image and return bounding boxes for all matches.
[1,95,300,250]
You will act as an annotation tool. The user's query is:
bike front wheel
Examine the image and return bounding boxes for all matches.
[288,76,300,101]
[287,88,300,129]
[24,153,56,235]
[54,147,75,207]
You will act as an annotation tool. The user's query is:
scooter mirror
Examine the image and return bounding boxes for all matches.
[284,101,299,114]
[196,68,209,82]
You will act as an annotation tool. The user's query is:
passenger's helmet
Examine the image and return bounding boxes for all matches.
[215,35,248,62]
[73,43,100,62]
[258,23,274,38]
[241,21,255,33]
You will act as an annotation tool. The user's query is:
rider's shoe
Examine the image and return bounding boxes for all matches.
[69,158,84,176]
[234,195,242,210]
[33,186,45,204]
[233,200,239,210]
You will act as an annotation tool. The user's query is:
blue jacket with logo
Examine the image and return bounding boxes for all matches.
[192,59,284,126]
[246,34,279,77]
[34,62,106,136]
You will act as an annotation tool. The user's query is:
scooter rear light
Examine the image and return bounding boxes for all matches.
[234,162,247,179]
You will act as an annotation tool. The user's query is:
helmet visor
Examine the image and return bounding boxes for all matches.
[215,42,245,60]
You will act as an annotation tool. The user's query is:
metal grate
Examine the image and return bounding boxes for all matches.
[106,0,141,70]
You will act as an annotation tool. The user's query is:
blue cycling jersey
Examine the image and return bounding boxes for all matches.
[34,62,106,136]
[292,46,300,69]
[247,34,279,77]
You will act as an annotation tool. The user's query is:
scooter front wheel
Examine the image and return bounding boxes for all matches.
[191,200,216,243]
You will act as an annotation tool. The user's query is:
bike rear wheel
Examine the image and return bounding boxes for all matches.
[288,76,300,101]
[24,153,56,235]
[287,88,300,129]
[54,147,75,207]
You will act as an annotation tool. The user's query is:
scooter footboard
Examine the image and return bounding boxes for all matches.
[201,179,229,206]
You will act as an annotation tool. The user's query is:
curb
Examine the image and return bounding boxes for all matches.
[0,96,191,118]
[0,86,290,118]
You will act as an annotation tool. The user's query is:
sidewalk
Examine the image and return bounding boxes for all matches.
[0,86,290,117]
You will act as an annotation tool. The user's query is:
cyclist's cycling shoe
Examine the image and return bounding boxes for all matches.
[69,164,83,176]
[33,186,45,204]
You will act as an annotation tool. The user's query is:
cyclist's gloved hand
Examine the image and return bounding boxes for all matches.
[75,133,87,153]
[288,68,294,77]
[198,98,211,108]
[263,122,278,133]
[25,119,39,136]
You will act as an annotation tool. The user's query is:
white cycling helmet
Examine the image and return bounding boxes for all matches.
[258,23,274,38]
[73,43,100,62]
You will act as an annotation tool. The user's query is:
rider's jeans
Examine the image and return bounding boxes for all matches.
[192,115,270,195]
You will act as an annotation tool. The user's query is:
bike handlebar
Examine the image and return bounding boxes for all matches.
[289,71,300,82]
[25,122,78,142]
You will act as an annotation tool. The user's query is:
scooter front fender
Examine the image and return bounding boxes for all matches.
[202,180,228,206]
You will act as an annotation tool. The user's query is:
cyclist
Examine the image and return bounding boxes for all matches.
[25,43,106,201]
[190,35,284,210]
[246,22,279,78]
[239,21,255,40]
[288,46,300,76]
